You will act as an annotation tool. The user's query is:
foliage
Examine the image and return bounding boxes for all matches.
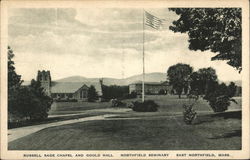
[8,47,52,121]
[169,8,242,71]
[54,99,78,102]
[183,92,198,124]
[167,63,193,98]
[204,82,237,112]
[8,46,23,118]
[87,85,99,102]
[110,99,126,107]
[9,80,52,121]
[101,85,129,100]
[183,104,197,125]
[123,91,137,99]
[158,89,166,95]
[227,82,237,97]
[190,67,218,95]
[8,46,23,92]
[132,100,159,112]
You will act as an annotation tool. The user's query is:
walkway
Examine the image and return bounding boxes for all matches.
[8,114,117,142]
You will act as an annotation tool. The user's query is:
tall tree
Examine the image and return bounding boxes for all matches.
[8,46,23,119]
[167,63,193,98]
[190,67,218,95]
[169,8,242,72]
[8,46,23,93]
[87,85,99,102]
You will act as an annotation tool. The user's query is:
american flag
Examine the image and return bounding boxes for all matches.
[145,11,163,30]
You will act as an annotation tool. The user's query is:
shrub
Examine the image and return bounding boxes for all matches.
[158,89,166,95]
[206,95,235,112]
[183,104,197,125]
[110,99,126,107]
[132,100,159,112]
[183,92,198,124]
[204,83,237,112]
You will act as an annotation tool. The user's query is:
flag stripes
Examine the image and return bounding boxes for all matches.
[145,11,163,29]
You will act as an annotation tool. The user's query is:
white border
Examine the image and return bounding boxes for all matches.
[1,0,249,159]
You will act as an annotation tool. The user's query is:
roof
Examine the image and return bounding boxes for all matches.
[51,82,102,95]
[129,81,169,86]
[51,82,87,93]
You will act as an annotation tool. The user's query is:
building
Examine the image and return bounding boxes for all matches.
[37,70,102,101]
[51,82,89,101]
[37,70,51,96]
[129,81,172,95]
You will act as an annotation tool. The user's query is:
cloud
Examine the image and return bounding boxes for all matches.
[8,8,241,82]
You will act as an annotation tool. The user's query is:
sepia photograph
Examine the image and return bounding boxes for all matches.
[0,0,249,159]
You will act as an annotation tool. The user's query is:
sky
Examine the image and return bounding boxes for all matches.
[8,8,241,81]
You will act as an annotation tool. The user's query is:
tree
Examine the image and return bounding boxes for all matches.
[227,82,237,97]
[101,85,129,100]
[29,79,52,119]
[204,82,237,112]
[190,67,218,95]
[8,46,23,90]
[169,8,242,72]
[87,85,99,102]
[167,63,193,98]
[9,80,52,121]
[8,46,23,119]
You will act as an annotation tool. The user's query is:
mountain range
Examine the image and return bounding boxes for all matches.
[22,72,241,86]
[55,72,167,86]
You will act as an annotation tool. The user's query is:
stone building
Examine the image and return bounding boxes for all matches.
[129,81,172,95]
[37,70,51,96]
[37,70,102,101]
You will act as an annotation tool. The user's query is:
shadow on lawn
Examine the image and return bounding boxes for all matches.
[194,110,241,125]
[211,110,241,119]
[209,129,241,139]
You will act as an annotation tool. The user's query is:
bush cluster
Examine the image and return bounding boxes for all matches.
[132,100,159,112]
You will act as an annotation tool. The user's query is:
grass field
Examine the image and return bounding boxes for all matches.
[9,111,241,150]
[50,95,241,115]
[8,95,242,150]
[49,101,112,115]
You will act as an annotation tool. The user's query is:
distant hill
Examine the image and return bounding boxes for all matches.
[22,72,242,87]
[55,72,167,86]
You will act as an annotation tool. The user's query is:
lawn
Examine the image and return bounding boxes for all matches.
[8,95,242,149]
[49,101,112,115]
[8,111,241,150]
[49,95,242,115]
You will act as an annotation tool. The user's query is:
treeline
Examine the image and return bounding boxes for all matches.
[101,85,136,101]
[8,47,52,123]
[167,63,240,112]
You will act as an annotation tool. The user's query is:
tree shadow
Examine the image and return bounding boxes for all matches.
[209,129,241,139]
[210,110,241,119]
[193,110,241,125]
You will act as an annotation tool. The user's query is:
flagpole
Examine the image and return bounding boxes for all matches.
[142,9,145,102]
